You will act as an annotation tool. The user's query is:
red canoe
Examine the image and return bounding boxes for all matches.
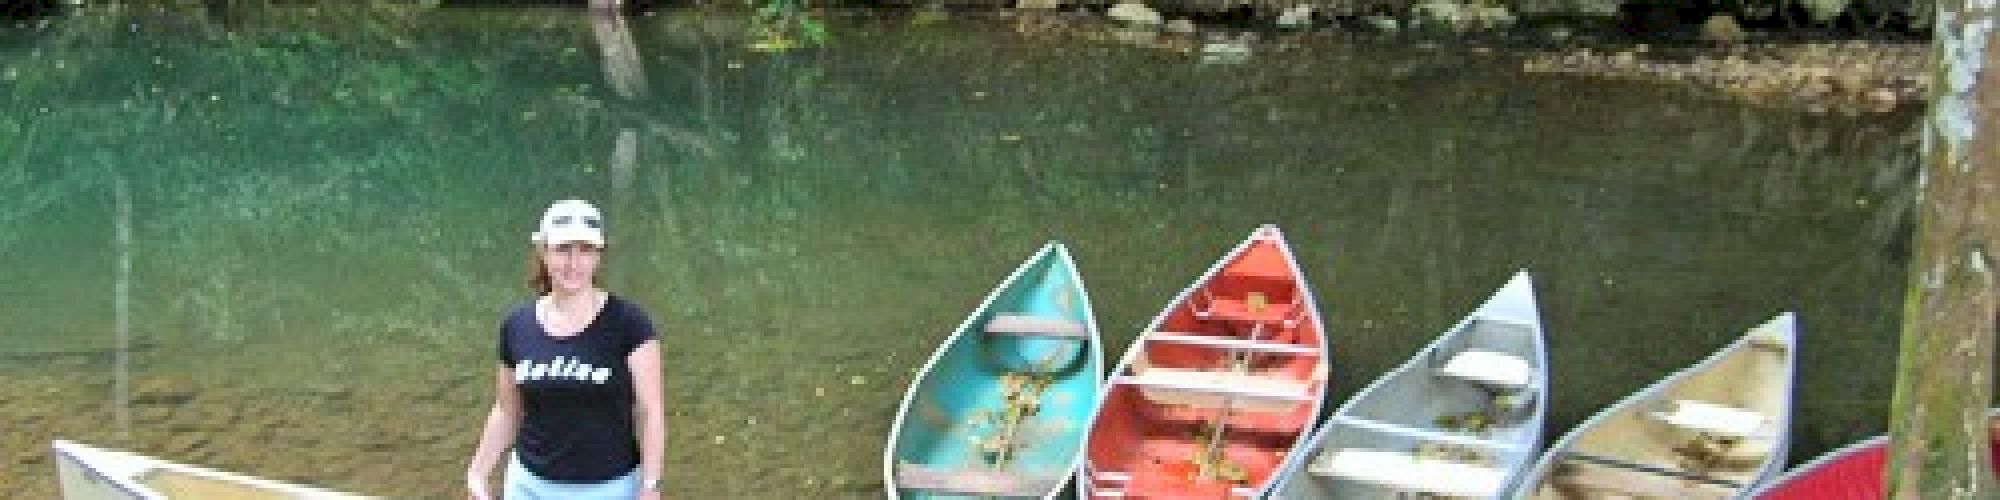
[1079,225,1330,499]
[1754,415,2000,499]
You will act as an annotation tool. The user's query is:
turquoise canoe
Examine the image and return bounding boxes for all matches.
[884,241,1105,499]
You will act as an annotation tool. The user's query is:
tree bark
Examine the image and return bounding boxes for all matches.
[1886,1,2000,498]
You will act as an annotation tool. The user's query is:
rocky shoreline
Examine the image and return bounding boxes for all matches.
[1521,40,1928,114]
[984,5,1932,115]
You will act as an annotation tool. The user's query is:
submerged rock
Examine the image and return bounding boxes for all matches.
[1701,14,1745,44]
[1275,4,1314,31]
[1363,15,1400,32]
[1414,0,1515,31]
[1108,2,1163,26]
[1199,32,1253,65]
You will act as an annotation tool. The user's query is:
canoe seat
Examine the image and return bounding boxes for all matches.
[1437,349,1533,389]
[1194,289,1305,328]
[1103,465,1260,498]
[895,463,1063,497]
[1308,449,1504,497]
[1088,471,1130,497]
[1147,331,1317,355]
[1118,367,1311,412]
[1652,400,1771,439]
[1093,471,1132,482]
[985,314,1089,339]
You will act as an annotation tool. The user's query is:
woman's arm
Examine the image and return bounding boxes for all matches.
[466,364,521,500]
[629,339,666,499]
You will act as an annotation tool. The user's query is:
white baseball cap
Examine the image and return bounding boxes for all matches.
[531,199,605,246]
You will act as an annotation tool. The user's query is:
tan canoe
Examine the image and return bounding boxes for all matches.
[52,440,368,500]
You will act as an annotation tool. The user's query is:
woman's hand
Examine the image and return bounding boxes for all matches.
[466,476,492,500]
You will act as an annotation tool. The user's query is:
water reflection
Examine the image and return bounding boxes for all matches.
[0,6,1921,498]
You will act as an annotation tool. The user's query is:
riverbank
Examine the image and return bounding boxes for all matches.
[1521,39,1927,114]
[948,8,1933,115]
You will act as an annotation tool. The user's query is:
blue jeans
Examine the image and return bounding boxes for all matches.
[503,452,639,499]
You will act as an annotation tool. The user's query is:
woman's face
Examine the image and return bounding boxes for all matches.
[540,241,603,293]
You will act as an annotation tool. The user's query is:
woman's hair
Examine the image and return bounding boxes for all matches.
[526,245,604,295]
[528,250,553,296]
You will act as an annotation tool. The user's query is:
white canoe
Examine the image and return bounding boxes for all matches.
[1268,270,1548,499]
[52,440,368,499]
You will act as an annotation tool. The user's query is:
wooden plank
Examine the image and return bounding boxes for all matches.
[1324,415,1510,451]
[1437,349,1533,388]
[1147,332,1316,355]
[895,463,1061,498]
[985,314,1089,339]
[1196,297,1298,324]
[1310,449,1504,498]
[1117,369,1310,411]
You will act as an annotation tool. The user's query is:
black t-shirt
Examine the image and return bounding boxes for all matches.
[499,294,657,482]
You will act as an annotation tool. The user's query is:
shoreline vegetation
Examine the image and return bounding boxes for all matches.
[10,0,1935,115]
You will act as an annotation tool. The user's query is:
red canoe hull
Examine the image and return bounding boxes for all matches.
[1757,429,2000,499]
[1082,226,1328,499]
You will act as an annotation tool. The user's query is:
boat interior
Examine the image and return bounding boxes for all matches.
[1285,317,1542,499]
[1525,326,1792,500]
[1086,238,1324,498]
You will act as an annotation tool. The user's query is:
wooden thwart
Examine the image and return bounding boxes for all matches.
[1324,415,1510,451]
[1310,448,1505,498]
[1438,349,1534,389]
[1118,368,1310,411]
[1148,331,1316,355]
[1652,400,1771,439]
[1196,297,1300,325]
[986,314,1089,338]
[896,463,1063,498]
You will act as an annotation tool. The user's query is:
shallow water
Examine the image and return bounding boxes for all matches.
[0,5,1923,498]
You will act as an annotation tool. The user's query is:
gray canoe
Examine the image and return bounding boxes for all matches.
[52,439,367,499]
[1267,270,1548,499]
[1510,313,1798,499]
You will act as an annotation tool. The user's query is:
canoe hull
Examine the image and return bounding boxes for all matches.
[52,440,366,500]
[1513,313,1798,500]
[1081,225,1331,499]
[1269,270,1548,499]
[1750,410,2000,500]
[883,242,1105,499]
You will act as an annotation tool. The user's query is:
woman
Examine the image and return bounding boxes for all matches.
[467,199,666,500]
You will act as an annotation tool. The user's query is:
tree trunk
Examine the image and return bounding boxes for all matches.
[1885,0,2000,498]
